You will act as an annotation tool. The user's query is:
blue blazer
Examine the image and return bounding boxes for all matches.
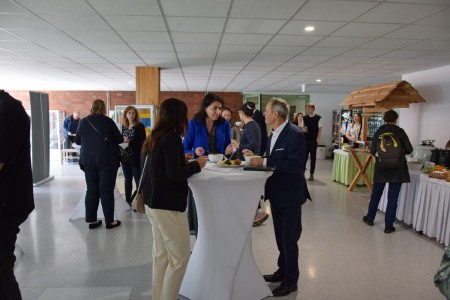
[183,119,231,155]
[265,122,311,208]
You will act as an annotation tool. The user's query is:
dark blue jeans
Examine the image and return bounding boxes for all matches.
[0,223,21,300]
[121,158,141,205]
[83,164,119,225]
[367,182,402,227]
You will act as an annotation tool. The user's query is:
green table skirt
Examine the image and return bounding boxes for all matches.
[332,149,375,186]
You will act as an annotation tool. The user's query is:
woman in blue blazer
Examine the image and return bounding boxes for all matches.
[183,93,233,236]
[183,93,233,157]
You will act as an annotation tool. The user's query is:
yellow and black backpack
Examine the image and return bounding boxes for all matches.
[376,132,405,168]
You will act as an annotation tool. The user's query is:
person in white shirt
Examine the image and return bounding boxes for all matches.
[345,112,362,143]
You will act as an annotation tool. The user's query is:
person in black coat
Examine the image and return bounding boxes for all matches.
[0,90,35,299]
[247,101,268,156]
[363,110,413,234]
[141,98,207,300]
[75,99,123,229]
[120,106,146,205]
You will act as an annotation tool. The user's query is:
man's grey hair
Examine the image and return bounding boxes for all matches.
[268,97,289,119]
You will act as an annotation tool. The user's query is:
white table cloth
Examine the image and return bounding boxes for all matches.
[180,163,273,300]
[69,187,130,221]
[378,171,450,246]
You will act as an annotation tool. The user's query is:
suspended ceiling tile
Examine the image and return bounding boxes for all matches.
[383,25,450,40]
[118,31,171,43]
[260,46,306,55]
[314,36,372,48]
[39,13,111,30]
[66,30,122,42]
[293,0,377,22]
[14,0,95,14]
[230,0,305,19]
[174,43,217,53]
[0,13,53,30]
[331,23,402,38]
[355,2,444,24]
[268,35,323,47]
[218,44,263,54]
[358,38,419,50]
[167,17,225,33]
[225,19,286,35]
[171,32,221,44]
[88,0,161,16]
[222,33,273,45]
[103,16,166,31]
[161,0,229,17]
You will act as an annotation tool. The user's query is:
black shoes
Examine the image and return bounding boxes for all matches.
[263,272,284,283]
[89,220,102,229]
[272,282,298,297]
[308,174,314,181]
[363,216,374,226]
[384,226,396,234]
[106,220,121,229]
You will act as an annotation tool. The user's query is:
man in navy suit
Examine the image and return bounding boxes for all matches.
[249,97,311,297]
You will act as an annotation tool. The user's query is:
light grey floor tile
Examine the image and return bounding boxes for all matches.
[37,287,131,300]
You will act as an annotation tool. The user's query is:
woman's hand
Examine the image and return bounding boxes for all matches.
[195,147,205,157]
[225,144,234,155]
[196,156,208,169]
[123,136,129,143]
[230,139,239,148]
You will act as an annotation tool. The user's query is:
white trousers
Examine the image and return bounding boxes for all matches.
[146,206,190,300]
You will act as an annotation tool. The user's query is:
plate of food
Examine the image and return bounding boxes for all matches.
[216,159,243,168]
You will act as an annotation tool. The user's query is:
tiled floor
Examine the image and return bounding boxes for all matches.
[15,159,444,300]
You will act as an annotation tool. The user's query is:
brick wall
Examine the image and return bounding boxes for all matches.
[8,90,244,124]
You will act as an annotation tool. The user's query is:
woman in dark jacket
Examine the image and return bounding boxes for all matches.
[120,106,146,206]
[141,98,207,300]
[363,110,413,234]
[230,103,261,160]
[75,99,123,229]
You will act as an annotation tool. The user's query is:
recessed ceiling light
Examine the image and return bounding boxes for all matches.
[305,26,315,32]
[316,79,322,82]
[128,81,133,84]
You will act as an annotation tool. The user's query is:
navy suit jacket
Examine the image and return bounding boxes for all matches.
[265,122,311,208]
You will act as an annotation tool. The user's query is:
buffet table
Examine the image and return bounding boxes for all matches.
[180,163,273,300]
[332,149,375,189]
[378,171,450,246]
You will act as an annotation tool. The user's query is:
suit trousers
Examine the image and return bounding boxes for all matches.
[0,223,21,300]
[83,164,118,224]
[146,206,190,300]
[305,140,318,175]
[271,205,302,285]
[367,182,402,227]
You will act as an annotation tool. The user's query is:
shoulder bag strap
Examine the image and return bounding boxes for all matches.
[86,116,114,146]
[136,155,148,191]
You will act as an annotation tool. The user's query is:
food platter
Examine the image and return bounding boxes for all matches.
[215,163,244,168]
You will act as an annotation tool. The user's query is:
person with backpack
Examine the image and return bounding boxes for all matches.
[362,110,413,234]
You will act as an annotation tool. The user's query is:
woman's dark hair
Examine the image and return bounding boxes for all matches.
[90,99,106,116]
[221,107,232,115]
[383,110,398,123]
[193,93,225,124]
[239,103,254,117]
[293,112,303,126]
[142,98,188,153]
[353,112,362,123]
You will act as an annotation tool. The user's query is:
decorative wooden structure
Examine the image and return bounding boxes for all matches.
[340,80,426,141]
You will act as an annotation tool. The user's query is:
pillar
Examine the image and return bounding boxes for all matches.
[136,66,160,105]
